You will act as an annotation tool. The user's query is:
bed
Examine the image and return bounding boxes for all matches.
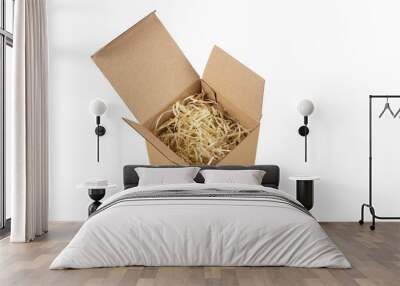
[50,165,350,269]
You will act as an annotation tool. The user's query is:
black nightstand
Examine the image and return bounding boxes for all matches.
[77,184,116,216]
[289,176,320,210]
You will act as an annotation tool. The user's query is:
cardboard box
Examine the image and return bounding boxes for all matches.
[92,11,265,165]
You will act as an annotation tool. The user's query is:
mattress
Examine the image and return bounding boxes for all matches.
[50,183,350,269]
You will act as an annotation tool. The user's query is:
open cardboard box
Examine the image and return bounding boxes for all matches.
[92,11,265,165]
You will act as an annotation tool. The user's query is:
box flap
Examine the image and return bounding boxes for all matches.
[123,118,188,165]
[92,12,199,123]
[146,143,176,165]
[203,46,265,122]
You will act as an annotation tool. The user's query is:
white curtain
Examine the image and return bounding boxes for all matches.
[10,0,48,242]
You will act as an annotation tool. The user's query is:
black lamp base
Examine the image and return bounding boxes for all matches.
[88,189,105,216]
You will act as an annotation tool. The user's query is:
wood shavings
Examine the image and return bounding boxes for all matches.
[154,91,249,165]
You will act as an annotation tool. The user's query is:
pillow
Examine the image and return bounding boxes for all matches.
[135,167,200,186]
[200,169,266,185]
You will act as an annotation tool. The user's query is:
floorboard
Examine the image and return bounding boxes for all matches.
[0,222,399,286]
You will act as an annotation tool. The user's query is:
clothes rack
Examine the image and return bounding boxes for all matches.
[359,95,400,230]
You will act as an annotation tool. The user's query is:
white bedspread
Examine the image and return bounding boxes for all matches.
[50,183,350,269]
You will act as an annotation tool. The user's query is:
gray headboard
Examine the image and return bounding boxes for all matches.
[123,165,280,189]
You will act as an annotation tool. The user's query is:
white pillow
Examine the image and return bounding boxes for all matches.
[200,169,266,185]
[135,167,200,186]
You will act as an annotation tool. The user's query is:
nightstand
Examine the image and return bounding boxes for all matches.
[289,176,320,210]
[77,183,117,216]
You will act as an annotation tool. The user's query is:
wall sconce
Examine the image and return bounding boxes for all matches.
[297,99,314,162]
[89,99,107,162]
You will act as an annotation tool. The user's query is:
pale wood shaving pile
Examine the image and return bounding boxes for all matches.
[154,91,249,165]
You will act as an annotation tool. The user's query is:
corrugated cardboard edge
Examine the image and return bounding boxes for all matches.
[123,117,188,165]
[91,10,157,59]
[146,143,175,165]
[203,46,265,122]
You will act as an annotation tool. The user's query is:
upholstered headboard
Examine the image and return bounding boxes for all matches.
[123,165,280,190]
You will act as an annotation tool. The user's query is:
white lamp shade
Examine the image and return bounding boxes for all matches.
[297,99,314,116]
[89,99,107,116]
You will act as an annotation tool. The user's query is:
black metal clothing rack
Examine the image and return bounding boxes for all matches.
[359,95,400,230]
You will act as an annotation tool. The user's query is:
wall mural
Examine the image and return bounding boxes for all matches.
[91,11,265,165]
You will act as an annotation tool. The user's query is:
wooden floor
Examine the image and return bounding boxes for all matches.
[0,222,399,286]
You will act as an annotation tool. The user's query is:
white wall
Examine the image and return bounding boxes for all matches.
[48,0,400,221]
